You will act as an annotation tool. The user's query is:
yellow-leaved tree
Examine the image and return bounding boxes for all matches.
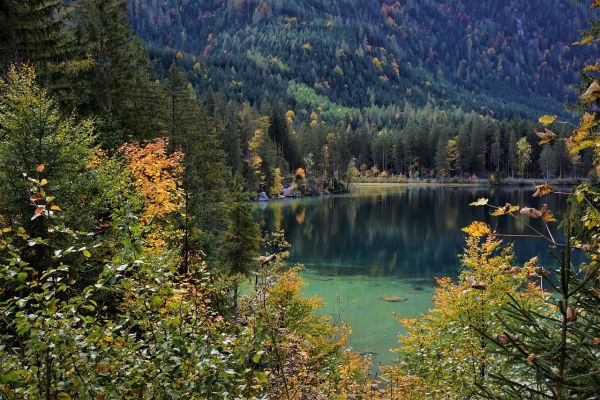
[119,138,184,248]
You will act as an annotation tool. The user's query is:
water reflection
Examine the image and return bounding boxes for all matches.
[258,186,569,280]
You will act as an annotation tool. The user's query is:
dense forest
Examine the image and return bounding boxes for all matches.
[1,0,600,399]
[124,0,600,184]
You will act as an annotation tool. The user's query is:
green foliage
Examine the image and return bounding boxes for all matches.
[129,0,595,120]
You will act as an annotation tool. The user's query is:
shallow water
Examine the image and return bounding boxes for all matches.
[256,185,570,366]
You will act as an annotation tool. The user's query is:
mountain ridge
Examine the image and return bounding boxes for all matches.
[128,0,598,122]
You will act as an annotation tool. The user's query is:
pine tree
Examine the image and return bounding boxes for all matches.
[76,0,164,143]
[435,130,449,176]
[0,0,89,109]
[165,64,228,272]
[220,174,260,307]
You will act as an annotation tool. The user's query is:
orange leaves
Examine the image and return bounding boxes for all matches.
[35,164,45,173]
[580,80,600,103]
[535,128,557,145]
[462,221,492,237]
[520,205,556,222]
[119,138,184,247]
[295,167,306,180]
[594,0,600,9]
[533,183,554,198]
[490,203,520,216]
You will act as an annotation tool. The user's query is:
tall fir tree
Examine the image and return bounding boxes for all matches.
[76,0,164,144]
[0,0,90,109]
[220,174,260,308]
[165,64,228,271]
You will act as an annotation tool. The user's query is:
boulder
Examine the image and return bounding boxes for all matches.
[258,192,269,202]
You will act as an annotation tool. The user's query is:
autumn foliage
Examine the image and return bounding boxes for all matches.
[119,138,184,246]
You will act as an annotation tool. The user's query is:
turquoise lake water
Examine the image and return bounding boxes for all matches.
[255,185,569,366]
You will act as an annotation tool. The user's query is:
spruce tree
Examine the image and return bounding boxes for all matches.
[0,0,89,109]
[76,0,164,143]
[220,174,260,307]
[165,64,228,271]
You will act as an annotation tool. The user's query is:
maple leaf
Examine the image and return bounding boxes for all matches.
[533,183,554,198]
[535,128,557,145]
[538,115,557,126]
[490,203,519,216]
[469,198,489,207]
[462,221,491,237]
[540,204,557,222]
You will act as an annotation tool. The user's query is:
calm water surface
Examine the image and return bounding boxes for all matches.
[255,185,568,366]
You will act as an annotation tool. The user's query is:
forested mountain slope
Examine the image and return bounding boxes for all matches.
[127,0,598,121]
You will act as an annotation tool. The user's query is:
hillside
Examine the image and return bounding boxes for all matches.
[128,0,598,122]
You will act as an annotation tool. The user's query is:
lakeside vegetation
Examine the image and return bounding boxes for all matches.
[0,0,599,399]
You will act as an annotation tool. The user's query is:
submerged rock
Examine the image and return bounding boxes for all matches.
[360,351,379,357]
[380,295,408,303]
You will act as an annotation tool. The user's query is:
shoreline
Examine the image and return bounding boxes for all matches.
[352,178,582,188]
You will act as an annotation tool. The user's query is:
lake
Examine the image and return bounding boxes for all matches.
[255,184,569,367]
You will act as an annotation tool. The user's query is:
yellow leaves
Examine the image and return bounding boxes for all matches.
[469,198,489,207]
[490,203,519,216]
[540,204,557,222]
[462,221,492,237]
[538,115,557,126]
[533,183,554,198]
[594,0,600,9]
[82,249,91,258]
[39,178,48,186]
[583,65,600,73]
[119,138,184,247]
[302,42,312,50]
[580,80,600,102]
[567,112,598,156]
[372,57,382,70]
[535,128,557,145]
[572,35,595,46]
[56,393,72,400]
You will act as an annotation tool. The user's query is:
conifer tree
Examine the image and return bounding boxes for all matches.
[165,64,228,271]
[76,0,164,143]
[220,174,260,307]
[0,0,90,109]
